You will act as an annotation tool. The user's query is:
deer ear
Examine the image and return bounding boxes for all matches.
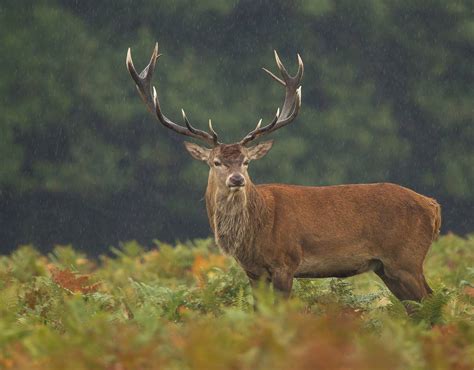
[247,140,274,160]
[184,142,211,161]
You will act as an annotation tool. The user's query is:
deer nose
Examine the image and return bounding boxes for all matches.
[228,173,245,187]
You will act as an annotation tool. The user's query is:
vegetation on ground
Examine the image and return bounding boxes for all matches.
[0,234,473,369]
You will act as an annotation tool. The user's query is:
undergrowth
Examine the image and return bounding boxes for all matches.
[0,234,473,370]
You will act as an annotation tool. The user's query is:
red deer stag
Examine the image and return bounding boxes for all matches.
[126,43,441,308]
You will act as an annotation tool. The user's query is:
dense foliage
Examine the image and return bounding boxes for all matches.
[0,234,473,369]
[0,0,473,252]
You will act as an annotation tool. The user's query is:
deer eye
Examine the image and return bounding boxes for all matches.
[243,160,249,166]
[213,160,222,167]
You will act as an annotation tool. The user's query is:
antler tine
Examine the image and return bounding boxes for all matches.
[181,109,200,135]
[262,67,285,86]
[274,50,290,82]
[126,43,161,113]
[240,52,303,145]
[208,119,218,145]
[296,54,304,81]
[127,43,220,146]
[240,108,279,145]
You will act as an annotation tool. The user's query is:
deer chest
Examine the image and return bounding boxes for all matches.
[213,209,251,258]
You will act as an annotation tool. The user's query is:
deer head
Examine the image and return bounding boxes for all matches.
[183,142,274,193]
[126,43,303,193]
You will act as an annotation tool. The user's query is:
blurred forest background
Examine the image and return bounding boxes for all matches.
[0,0,473,254]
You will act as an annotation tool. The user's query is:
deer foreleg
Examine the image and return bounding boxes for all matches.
[271,269,294,298]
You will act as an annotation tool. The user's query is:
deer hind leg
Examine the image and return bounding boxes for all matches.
[375,264,432,313]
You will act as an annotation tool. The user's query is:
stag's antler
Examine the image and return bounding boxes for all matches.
[240,51,303,145]
[126,43,219,146]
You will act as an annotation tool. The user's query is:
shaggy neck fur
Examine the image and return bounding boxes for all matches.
[205,174,264,263]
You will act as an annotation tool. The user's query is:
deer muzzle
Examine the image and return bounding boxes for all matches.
[226,173,246,190]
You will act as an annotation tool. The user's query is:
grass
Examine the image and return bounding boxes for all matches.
[0,234,473,370]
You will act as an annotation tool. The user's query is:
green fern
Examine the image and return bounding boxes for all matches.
[410,289,452,325]
[234,286,250,311]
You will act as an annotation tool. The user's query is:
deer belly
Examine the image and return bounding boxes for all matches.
[294,253,380,279]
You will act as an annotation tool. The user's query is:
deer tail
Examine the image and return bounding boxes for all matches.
[430,199,442,241]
